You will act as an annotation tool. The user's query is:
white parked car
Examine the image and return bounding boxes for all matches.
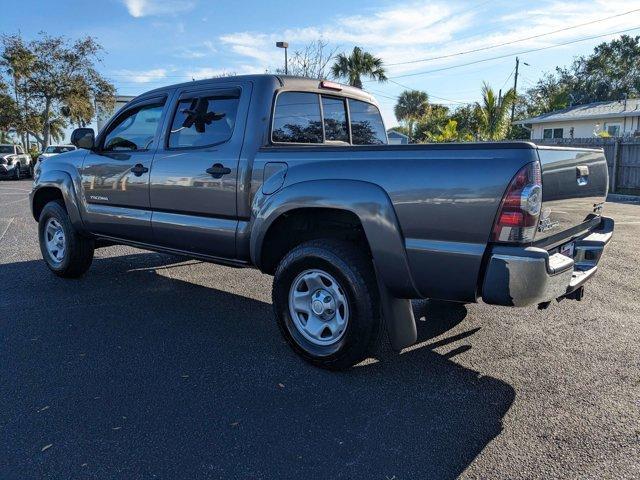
[0,144,33,180]
[39,145,77,161]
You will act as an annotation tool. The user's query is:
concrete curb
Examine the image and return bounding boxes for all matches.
[607,194,640,203]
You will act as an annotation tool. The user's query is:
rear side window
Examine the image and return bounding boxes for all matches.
[272,92,322,143]
[169,91,240,149]
[322,96,349,143]
[349,99,387,145]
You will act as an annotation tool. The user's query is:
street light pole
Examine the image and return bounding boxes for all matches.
[276,41,289,75]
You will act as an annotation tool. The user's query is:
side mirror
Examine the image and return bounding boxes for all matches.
[71,128,95,150]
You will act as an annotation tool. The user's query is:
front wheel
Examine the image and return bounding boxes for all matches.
[38,200,94,277]
[272,239,381,370]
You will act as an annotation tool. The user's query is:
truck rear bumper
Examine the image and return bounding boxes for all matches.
[482,216,614,307]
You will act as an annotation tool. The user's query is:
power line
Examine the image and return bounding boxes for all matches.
[386,8,640,66]
[501,64,517,90]
[376,25,640,81]
[385,78,472,104]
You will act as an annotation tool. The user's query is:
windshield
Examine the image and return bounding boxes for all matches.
[0,146,14,154]
[45,146,74,154]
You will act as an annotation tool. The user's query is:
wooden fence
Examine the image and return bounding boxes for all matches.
[532,138,640,195]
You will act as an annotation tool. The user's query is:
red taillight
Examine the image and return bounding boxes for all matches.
[491,162,542,243]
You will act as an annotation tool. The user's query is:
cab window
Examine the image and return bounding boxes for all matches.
[272,92,323,143]
[102,102,164,152]
[322,96,349,143]
[349,99,387,145]
[168,90,240,149]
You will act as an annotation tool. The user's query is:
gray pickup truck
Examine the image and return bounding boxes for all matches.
[30,75,614,369]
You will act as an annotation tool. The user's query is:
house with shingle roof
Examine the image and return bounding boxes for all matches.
[514,98,640,140]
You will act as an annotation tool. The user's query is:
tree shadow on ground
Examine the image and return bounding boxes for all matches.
[0,252,514,480]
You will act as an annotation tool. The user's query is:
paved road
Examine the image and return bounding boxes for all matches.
[1,178,638,479]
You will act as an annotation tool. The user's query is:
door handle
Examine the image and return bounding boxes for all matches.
[206,163,232,179]
[130,163,149,176]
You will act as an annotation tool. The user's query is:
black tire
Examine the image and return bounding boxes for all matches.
[272,239,381,370]
[38,200,94,278]
[13,164,20,180]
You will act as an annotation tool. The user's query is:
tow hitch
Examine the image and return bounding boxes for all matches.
[537,286,585,310]
[565,285,585,301]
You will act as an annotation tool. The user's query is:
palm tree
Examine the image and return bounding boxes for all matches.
[46,117,67,144]
[476,82,517,140]
[394,90,429,143]
[330,47,387,89]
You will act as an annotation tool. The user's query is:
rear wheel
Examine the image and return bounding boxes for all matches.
[272,239,381,370]
[38,200,94,277]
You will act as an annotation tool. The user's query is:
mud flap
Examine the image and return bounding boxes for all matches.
[376,269,417,351]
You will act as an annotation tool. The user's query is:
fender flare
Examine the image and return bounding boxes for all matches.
[250,179,419,299]
[30,170,84,230]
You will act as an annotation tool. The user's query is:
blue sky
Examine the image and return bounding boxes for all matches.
[2,0,640,133]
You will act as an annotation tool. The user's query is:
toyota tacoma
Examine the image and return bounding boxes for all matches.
[30,75,614,369]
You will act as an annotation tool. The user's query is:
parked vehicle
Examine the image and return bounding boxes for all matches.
[30,75,614,369]
[38,145,77,162]
[0,144,33,180]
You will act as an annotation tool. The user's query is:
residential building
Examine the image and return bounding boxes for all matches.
[387,129,409,145]
[514,99,640,139]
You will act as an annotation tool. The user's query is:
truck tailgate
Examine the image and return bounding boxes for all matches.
[535,146,608,243]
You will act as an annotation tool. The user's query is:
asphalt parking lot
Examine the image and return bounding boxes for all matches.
[1,178,639,479]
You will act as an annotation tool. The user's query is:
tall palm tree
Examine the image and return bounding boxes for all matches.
[394,90,429,142]
[476,82,516,140]
[330,47,387,89]
[46,117,67,144]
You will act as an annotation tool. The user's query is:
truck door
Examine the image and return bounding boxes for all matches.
[80,95,168,243]
[149,83,250,259]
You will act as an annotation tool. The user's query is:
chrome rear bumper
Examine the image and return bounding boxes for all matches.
[481,216,614,307]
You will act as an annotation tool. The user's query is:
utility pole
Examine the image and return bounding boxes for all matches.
[510,57,520,125]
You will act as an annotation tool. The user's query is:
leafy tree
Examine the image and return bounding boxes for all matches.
[394,90,429,142]
[414,104,450,143]
[430,119,473,143]
[276,40,339,79]
[1,33,115,148]
[517,35,640,125]
[331,46,387,89]
[476,83,516,140]
[450,104,483,140]
[0,79,20,135]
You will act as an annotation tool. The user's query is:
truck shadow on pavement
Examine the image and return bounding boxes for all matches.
[1,252,515,480]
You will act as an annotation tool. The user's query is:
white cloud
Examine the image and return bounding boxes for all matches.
[218,0,640,77]
[113,68,168,83]
[174,40,218,59]
[186,64,263,80]
[121,0,196,18]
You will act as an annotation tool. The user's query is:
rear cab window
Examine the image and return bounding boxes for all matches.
[348,99,387,145]
[272,92,323,143]
[271,91,387,145]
